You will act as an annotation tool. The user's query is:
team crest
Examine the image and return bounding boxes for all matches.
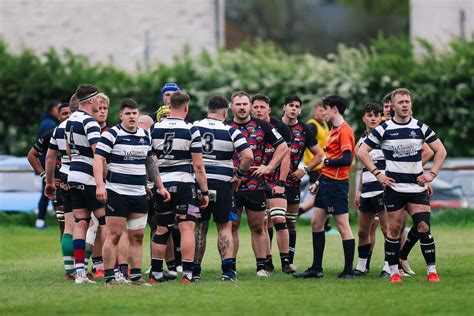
[409,131,417,139]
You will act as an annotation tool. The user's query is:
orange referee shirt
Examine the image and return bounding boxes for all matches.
[321,121,355,180]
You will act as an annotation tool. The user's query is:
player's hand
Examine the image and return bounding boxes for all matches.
[290,169,305,181]
[416,173,434,186]
[250,165,272,177]
[427,183,434,197]
[199,195,209,209]
[54,178,61,187]
[354,191,361,208]
[145,187,153,200]
[309,181,320,195]
[272,185,285,195]
[157,187,171,202]
[376,173,395,188]
[230,176,241,192]
[96,185,107,204]
[44,183,56,200]
[59,182,69,190]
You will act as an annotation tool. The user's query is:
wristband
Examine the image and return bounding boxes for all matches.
[276,180,285,187]
[371,168,379,175]
[373,171,381,177]
[429,171,437,178]
[323,158,330,166]
[40,172,46,179]
[201,191,209,196]
[370,167,378,174]
[303,166,310,174]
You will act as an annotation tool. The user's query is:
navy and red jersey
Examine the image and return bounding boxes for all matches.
[262,117,292,190]
[230,117,284,192]
[286,121,317,186]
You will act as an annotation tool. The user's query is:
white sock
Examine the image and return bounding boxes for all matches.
[35,219,45,227]
[383,261,390,273]
[389,264,399,276]
[183,271,193,279]
[427,265,437,274]
[356,258,367,272]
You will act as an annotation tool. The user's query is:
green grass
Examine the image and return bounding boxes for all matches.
[1,222,473,315]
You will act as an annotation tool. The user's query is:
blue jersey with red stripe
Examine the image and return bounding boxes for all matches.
[286,121,317,186]
[230,117,283,191]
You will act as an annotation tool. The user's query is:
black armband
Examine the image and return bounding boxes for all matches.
[201,191,209,196]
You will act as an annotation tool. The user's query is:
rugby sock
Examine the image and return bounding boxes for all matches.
[256,258,266,271]
[192,263,201,276]
[92,256,104,271]
[151,258,164,279]
[342,239,355,273]
[231,258,236,272]
[104,268,115,283]
[400,226,420,260]
[85,245,92,272]
[265,255,273,268]
[311,231,325,271]
[280,253,290,267]
[383,261,390,273]
[166,260,177,272]
[366,250,372,271]
[268,227,274,244]
[356,243,371,272]
[288,230,296,264]
[62,233,75,274]
[73,239,86,271]
[182,260,193,280]
[172,229,182,265]
[419,232,436,268]
[221,258,233,276]
[119,263,129,278]
[130,268,142,281]
[385,237,401,276]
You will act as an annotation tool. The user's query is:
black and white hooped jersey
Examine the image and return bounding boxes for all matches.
[49,120,71,176]
[151,118,202,186]
[95,125,151,197]
[65,110,101,186]
[193,118,250,184]
[364,118,438,193]
[358,132,385,198]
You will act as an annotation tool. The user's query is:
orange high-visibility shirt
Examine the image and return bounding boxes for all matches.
[321,121,355,180]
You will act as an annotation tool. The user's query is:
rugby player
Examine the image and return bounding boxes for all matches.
[94,99,169,286]
[353,103,388,276]
[293,95,356,279]
[192,96,253,281]
[280,96,324,269]
[229,91,287,278]
[61,84,108,284]
[149,91,209,284]
[251,93,293,273]
[357,88,447,283]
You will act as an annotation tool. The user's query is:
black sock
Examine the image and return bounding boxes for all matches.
[342,239,355,273]
[221,258,233,275]
[166,260,177,272]
[119,263,129,278]
[400,226,420,260]
[419,232,436,265]
[358,243,371,259]
[366,249,373,271]
[172,229,182,265]
[311,231,325,271]
[192,263,201,276]
[289,230,296,264]
[385,237,401,267]
[151,258,163,273]
[104,268,115,283]
[280,253,290,267]
[256,258,266,271]
[130,268,142,281]
[182,260,193,273]
[268,227,274,244]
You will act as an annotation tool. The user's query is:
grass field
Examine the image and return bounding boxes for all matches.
[1,219,473,315]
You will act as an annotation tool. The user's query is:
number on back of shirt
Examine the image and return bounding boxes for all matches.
[163,132,175,154]
[202,132,215,154]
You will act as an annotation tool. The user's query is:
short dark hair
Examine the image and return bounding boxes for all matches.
[284,95,302,105]
[363,103,382,115]
[75,84,99,101]
[58,103,69,113]
[322,95,347,115]
[170,91,190,109]
[231,91,251,103]
[69,93,79,112]
[382,93,392,104]
[208,96,229,111]
[120,98,138,111]
[251,93,270,105]
[46,100,60,112]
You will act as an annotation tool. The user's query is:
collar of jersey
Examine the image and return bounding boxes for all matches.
[391,117,412,126]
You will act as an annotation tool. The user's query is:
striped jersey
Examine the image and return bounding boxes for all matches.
[357,132,385,198]
[65,110,101,186]
[49,120,71,177]
[193,118,250,183]
[95,125,151,197]
[364,118,438,193]
[151,118,202,186]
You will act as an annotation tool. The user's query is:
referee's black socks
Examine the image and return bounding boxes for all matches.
[311,231,325,271]
[342,239,355,274]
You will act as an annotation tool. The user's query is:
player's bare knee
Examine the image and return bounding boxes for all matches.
[250,223,264,234]
[358,229,369,241]
[417,221,429,233]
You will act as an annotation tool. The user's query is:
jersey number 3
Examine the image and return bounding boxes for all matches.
[202,132,214,154]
